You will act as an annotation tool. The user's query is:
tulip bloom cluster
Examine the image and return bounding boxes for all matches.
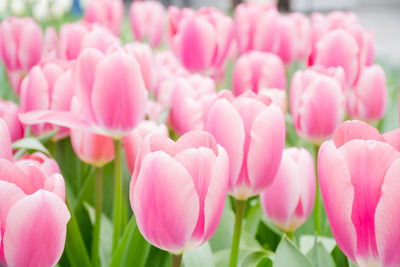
[0,2,396,267]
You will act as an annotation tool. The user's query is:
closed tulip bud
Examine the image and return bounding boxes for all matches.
[290,68,345,144]
[168,7,234,73]
[233,51,286,95]
[84,0,123,35]
[19,61,74,140]
[124,120,168,174]
[260,148,315,232]
[346,65,387,122]
[131,131,229,253]
[129,0,165,47]
[206,92,285,199]
[0,99,24,142]
[318,120,400,267]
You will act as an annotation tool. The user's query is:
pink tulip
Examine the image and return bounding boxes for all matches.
[260,148,315,232]
[0,99,23,141]
[206,91,285,199]
[84,0,124,35]
[145,100,166,123]
[20,49,148,138]
[258,88,287,114]
[131,131,229,253]
[124,42,154,91]
[232,51,286,95]
[80,25,121,53]
[0,119,13,161]
[70,129,115,167]
[318,120,400,267]
[43,27,58,59]
[0,17,42,93]
[130,0,166,47]
[19,60,74,140]
[288,13,311,61]
[123,120,168,174]
[346,65,387,122]
[17,152,61,177]
[168,7,234,73]
[290,68,345,144]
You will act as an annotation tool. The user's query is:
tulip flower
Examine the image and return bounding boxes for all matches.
[318,120,400,267]
[0,99,23,142]
[43,27,58,59]
[130,131,229,261]
[129,0,165,47]
[260,148,316,233]
[0,17,42,94]
[0,119,69,267]
[17,152,61,177]
[123,120,168,174]
[124,42,154,91]
[19,60,74,140]
[346,65,388,122]
[84,0,124,35]
[290,68,345,144]
[168,7,234,73]
[232,51,286,95]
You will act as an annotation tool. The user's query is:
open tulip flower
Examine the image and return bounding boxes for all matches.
[0,119,70,267]
[130,131,229,256]
[318,120,400,267]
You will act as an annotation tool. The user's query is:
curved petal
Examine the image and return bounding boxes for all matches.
[0,159,35,195]
[247,104,285,196]
[0,120,12,161]
[3,190,70,267]
[333,120,384,148]
[18,21,42,71]
[133,151,199,253]
[175,130,218,156]
[318,141,356,261]
[383,128,400,152]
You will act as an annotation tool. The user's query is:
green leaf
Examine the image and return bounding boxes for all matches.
[110,216,150,267]
[273,236,313,267]
[145,246,171,267]
[183,242,215,267]
[244,200,262,236]
[214,248,259,267]
[306,240,336,267]
[241,251,273,267]
[299,235,336,254]
[331,246,349,267]
[348,259,358,267]
[210,198,234,251]
[256,219,282,252]
[12,137,50,155]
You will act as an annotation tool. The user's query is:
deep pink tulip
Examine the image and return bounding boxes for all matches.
[260,148,315,232]
[20,49,148,139]
[70,129,115,167]
[290,68,345,144]
[346,65,387,122]
[124,42,154,91]
[168,7,234,73]
[206,91,285,199]
[232,51,286,95]
[130,1,165,47]
[131,131,229,253]
[0,17,42,93]
[19,60,74,140]
[318,120,400,267]
[84,0,124,35]
[0,99,23,142]
[123,120,168,174]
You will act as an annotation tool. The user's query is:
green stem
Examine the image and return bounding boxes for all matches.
[112,139,123,252]
[172,254,183,267]
[229,199,247,267]
[314,144,321,235]
[91,167,103,267]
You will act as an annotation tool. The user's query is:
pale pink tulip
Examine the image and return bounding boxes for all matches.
[131,131,229,253]
[290,68,345,144]
[258,88,287,114]
[346,65,387,122]
[17,152,61,177]
[80,25,121,53]
[261,148,315,232]
[288,13,311,61]
[70,129,114,167]
[43,27,58,59]
[232,51,286,95]
[124,42,154,91]
[168,7,234,73]
[0,99,23,142]
[206,92,285,199]
[318,120,400,267]
[145,100,166,123]
[19,60,74,140]
[20,49,148,138]
[84,0,124,35]
[0,17,42,93]
[0,120,13,161]
[123,120,168,174]
[130,1,165,47]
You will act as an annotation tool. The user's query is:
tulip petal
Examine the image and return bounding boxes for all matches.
[333,120,384,148]
[175,130,218,156]
[0,159,35,195]
[0,120,13,161]
[383,129,400,152]
[4,190,70,267]
[133,151,199,253]
[318,141,356,261]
